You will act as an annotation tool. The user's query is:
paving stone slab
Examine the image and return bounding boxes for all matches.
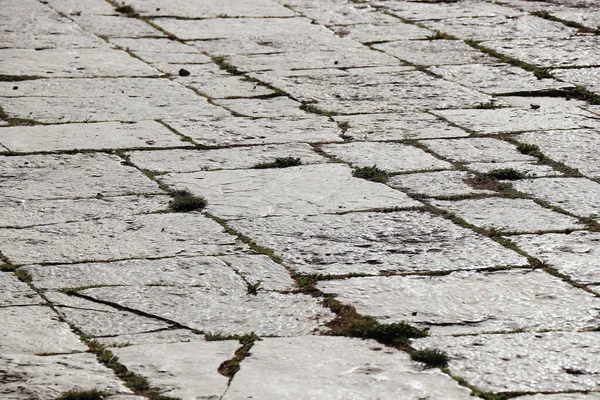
[433,107,598,134]
[511,231,600,284]
[0,272,44,306]
[388,170,496,197]
[0,120,184,152]
[413,331,600,392]
[176,75,274,99]
[0,213,247,265]
[498,96,589,111]
[467,161,562,178]
[230,211,527,275]
[164,117,342,146]
[113,341,238,399]
[281,0,399,26]
[127,144,327,173]
[218,254,296,291]
[429,63,573,95]
[0,306,87,354]
[110,38,213,65]
[162,164,420,219]
[126,0,294,17]
[332,113,469,141]
[212,97,307,118]
[0,78,228,123]
[375,0,523,20]
[71,15,163,38]
[98,330,204,348]
[515,394,600,400]
[332,22,433,43]
[421,137,535,163]
[46,0,117,15]
[517,129,600,179]
[320,142,452,172]
[223,336,472,400]
[81,286,334,336]
[25,256,246,291]
[431,198,583,232]
[319,270,600,335]
[374,40,497,66]
[513,178,600,218]
[552,67,600,95]
[0,153,160,201]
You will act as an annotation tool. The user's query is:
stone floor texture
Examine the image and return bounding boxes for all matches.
[1,0,599,399]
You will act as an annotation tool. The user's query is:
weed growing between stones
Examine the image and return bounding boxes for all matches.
[483,168,528,181]
[246,281,261,295]
[425,31,456,40]
[411,348,450,368]
[55,389,110,400]
[299,103,338,116]
[516,143,540,156]
[211,56,243,76]
[218,333,260,379]
[352,165,389,183]
[474,101,503,109]
[531,10,599,34]
[14,269,33,284]
[168,189,206,212]
[114,4,137,16]
[253,157,302,169]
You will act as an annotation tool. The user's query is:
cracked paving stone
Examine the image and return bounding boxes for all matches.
[373,40,496,66]
[175,75,274,99]
[97,330,204,348]
[0,78,229,123]
[0,153,161,201]
[127,143,327,173]
[517,129,600,179]
[80,286,334,336]
[218,254,295,292]
[421,137,535,163]
[229,211,527,275]
[510,231,600,284]
[69,15,164,38]
[498,96,589,111]
[431,198,584,233]
[281,0,398,26]
[222,336,472,400]
[320,142,452,173]
[388,170,496,197]
[126,0,295,17]
[112,341,238,400]
[163,117,342,146]
[0,213,248,265]
[553,67,600,95]
[45,0,117,15]
[162,164,420,219]
[331,22,433,43]
[212,97,307,118]
[0,353,131,399]
[0,306,87,354]
[0,273,44,306]
[318,270,600,336]
[374,0,523,21]
[0,48,159,78]
[110,38,212,65]
[0,120,185,152]
[467,161,561,178]
[513,177,600,219]
[413,331,600,392]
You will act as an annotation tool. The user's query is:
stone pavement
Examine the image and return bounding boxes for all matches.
[1,0,600,398]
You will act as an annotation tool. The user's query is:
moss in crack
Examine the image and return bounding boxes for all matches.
[14,269,33,284]
[114,4,137,17]
[474,101,504,109]
[218,333,260,378]
[516,143,540,156]
[299,103,338,116]
[55,389,110,400]
[211,56,243,76]
[352,165,389,183]
[411,348,449,368]
[168,189,206,212]
[531,10,598,34]
[482,168,529,181]
[253,157,302,169]
[425,31,457,40]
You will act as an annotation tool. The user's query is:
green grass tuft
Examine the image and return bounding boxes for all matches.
[516,143,540,156]
[115,5,135,15]
[168,189,206,212]
[253,157,302,169]
[55,389,110,400]
[411,348,450,368]
[483,168,528,181]
[474,101,503,109]
[352,165,389,183]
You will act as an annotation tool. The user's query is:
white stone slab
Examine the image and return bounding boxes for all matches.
[332,22,433,43]
[127,144,327,173]
[516,394,600,400]
[162,164,420,219]
[517,130,600,179]
[0,153,160,200]
[319,270,600,335]
[0,121,184,152]
[498,96,589,111]
[81,286,334,336]
[0,272,44,306]
[0,353,131,399]
[513,178,600,218]
[376,0,523,20]
[0,213,247,265]
[511,231,600,284]
[25,256,246,290]
[0,48,159,78]
[421,138,535,163]
[281,0,398,25]
[219,254,296,291]
[0,306,87,354]
[177,75,274,99]
[126,0,294,17]
[413,332,600,392]
[467,161,561,178]
[98,330,203,348]
[553,67,600,95]
[110,38,212,64]
[71,15,164,38]
[374,40,496,66]
[46,0,116,15]
[230,211,527,275]
[223,336,472,400]
[213,97,306,118]
[388,170,496,197]
[431,198,583,232]
[113,341,238,399]
[320,142,452,172]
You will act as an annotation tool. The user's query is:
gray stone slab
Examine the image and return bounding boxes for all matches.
[127,144,327,173]
[511,231,600,284]
[219,254,296,291]
[283,0,399,26]
[429,64,573,95]
[498,96,589,111]
[70,15,164,38]
[110,38,212,65]
[421,137,536,163]
[552,8,600,31]
[553,67,600,95]
[0,353,131,399]
[513,178,600,218]
[46,0,116,15]
[388,170,496,197]
[0,213,247,265]
[81,286,334,336]
[0,272,44,306]
[0,153,160,201]
[223,336,472,400]
[320,142,452,173]
[516,395,600,400]
[467,161,562,178]
[319,270,600,335]
[413,331,600,392]
[332,22,433,43]
[162,164,420,219]
[176,75,274,99]
[375,0,523,20]
[433,107,598,134]
[0,121,184,152]
[98,330,203,348]
[0,78,228,123]
[517,129,600,179]
[113,341,238,399]
[230,211,527,275]
[332,113,469,140]
[164,117,342,146]
[126,0,294,17]
[431,198,583,232]
[212,97,306,118]
[0,306,87,354]
[374,40,497,66]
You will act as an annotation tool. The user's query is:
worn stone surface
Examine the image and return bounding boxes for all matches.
[46,0,116,15]
[178,75,274,99]
[319,270,600,335]
[375,0,523,20]
[467,161,562,178]
[516,395,600,400]
[553,67,600,95]
[421,137,535,163]
[98,330,203,348]
[332,22,433,43]
[213,97,306,118]
[223,336,472,400]
[388,170,496,197]
[126,0,294,17]
[110,38,213,65]
[230,211,527,275]
[219,254,296,291]
[70,15,163,38]
[0,272,44,306]
[374,40,496,66]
